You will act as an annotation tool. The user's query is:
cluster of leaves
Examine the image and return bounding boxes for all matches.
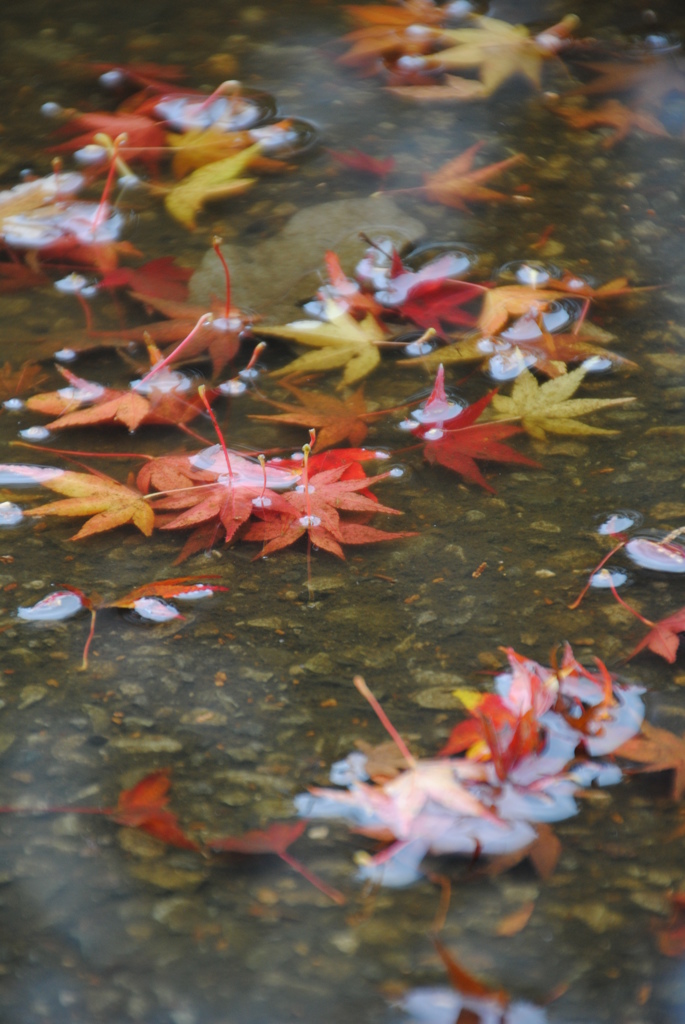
[296,649,645,887]
[338,3,684,149]
[339,5,580,100]
[46,68,308,230]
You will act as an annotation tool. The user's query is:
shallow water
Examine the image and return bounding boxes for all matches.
[2,0,685,1022]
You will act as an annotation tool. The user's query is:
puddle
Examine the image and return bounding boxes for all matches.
[1,0,685,1021]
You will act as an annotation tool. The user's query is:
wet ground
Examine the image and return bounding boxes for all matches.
[2,0,685,1021]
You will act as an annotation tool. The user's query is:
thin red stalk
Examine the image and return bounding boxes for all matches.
[257,454,267,504]
[212,235,231,319]
[136,313,213,387]
[278,850,346,905]
[607,578,654,627]
[194,79,238,115]
[568,540,625,610]
[75,291,93,333]
[353,675,416,767]
[80,608,98,671]
[198,385,233,488]
[11,441,152,460]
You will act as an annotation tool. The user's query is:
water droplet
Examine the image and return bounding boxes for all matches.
[404,337,436,357]
[405,24,433,37]
[0,502,23,525]
[54,349,77,362]
[251,495,272,508]
[398,418,419,432]
[488,348,536,381]
[299,514,321,528]
[73,144,108,167]
[218,378,247,396]
[3,398,24,411]
[131,597,181,622]
[99,69,126,88]
[388,466,405,478]
[595,511,642,536]
[18,590,83,622]
[498,260,558,287]
[444,0,474,18]
[40,102,63,119]
[589,568,630,589]
[131,371,191,395]
[581,355,614,373]
[238,366,261,381]
[423,427,444,441]
[396,55,429,70]
[57,381,105,404]
[412,397,465,424]
[626,535,685,572]
[249,118,319,158]
[154,88,275,133]
[175,587,215,601]
[19,427,51,441]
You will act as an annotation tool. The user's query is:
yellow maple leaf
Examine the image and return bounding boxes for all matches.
[490,365,635,439]
[23,471,154,540]
[254,301,389,387]
[164,141,262,229]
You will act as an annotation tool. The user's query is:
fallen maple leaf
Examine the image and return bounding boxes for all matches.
[163,141,262,229]
[245,463,415,559]
[628,606,685,664]
[26,366,211,432]
[111,769,201,851]
[254,300,389,387]
[208,820,345,903]
[22,469,154,540]
[327,147,395,177]
[413,372,539,491]
[425,14,579,97]
[0,360,46,400]
[99,257,193,302]
[615,721,685,800]
[389,141,527,212]
[490,365,635,439]
[49,111,167,172]
[397,277,482,334]
[249,381,395,449]
[478,282,567,335]
[555,98,670,146]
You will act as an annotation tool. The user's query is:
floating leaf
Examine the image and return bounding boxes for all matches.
[490,365,635,439]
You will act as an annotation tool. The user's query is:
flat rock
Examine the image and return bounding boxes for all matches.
[190,195,425,322]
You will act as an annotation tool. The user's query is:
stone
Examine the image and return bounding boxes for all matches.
[190,195,425,322]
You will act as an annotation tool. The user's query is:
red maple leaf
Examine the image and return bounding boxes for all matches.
[26,366,213,432]
[208,821,345,903]
[414,370,539,491]
[99,257,193,302]
[628,606,685,664]
[249,380,398,449]
[109,769,200,851]
[49,112,168,173]
[397,277,482,334]
[614,721,685,800]
[327,147,395,177]
[244,463,416,559]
